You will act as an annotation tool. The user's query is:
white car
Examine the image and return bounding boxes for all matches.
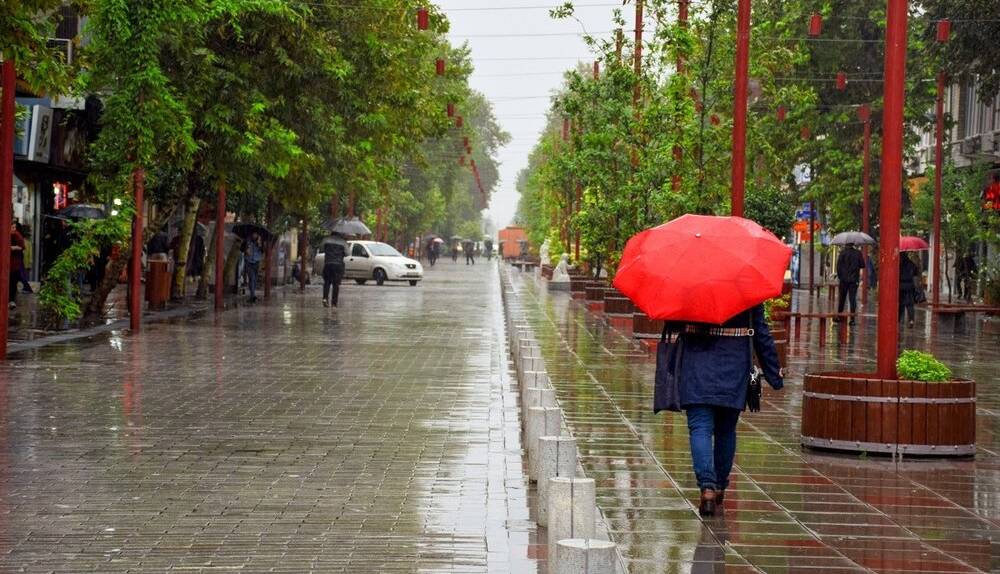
[334,241,422,286]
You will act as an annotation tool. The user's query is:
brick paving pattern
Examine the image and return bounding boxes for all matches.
[0,263,545,573]
[507,270,1000,574]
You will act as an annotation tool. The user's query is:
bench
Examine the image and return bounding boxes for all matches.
[930,303,1000,330]
[786,311,852,346]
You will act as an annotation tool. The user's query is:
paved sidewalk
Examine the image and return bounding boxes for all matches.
[506,269,1000,574]
[0,263,544,572]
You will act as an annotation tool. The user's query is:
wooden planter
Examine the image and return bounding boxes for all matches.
[569,275,589,298]
[632,311,664,340]
[801,372,976,457]
[769,327,789,368]
[540,264,553,280]
[604,291,633,317]
[584,282,607,302]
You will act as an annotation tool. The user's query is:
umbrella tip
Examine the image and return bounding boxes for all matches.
[695,233,702,238]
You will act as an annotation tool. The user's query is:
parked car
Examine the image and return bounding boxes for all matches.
[313,241,423,286]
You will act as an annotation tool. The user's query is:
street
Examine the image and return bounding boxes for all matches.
[0,263,544,573]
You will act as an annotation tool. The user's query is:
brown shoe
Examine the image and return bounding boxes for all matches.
[699,488,717,516]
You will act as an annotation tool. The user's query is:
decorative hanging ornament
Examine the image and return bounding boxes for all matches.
[776,105,787,122]
[459,155,465,166]
[456,116,463,128]
[800,126,811,140]
[447,103,455,117]
[808,13,823,37]
[710,114,721,126]
[417,7,429,30]
[836,72,847,91]
[936,19,951,43]
[463,137,469,148]
[435,58,445,76]
[593,61,600,80]
[857,104,870,122]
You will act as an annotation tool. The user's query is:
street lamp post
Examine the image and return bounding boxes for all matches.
[932,20,950,306]
[875,0,909,379]
[130,168,145,332]
[0,58,15,358]
[859,104,872,306]
[214,183,226,311]
[730,0,751,217]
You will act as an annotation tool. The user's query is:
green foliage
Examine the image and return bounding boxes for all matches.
[38,210,133,322]
[896,350,952,382]
[746,187,796,238]
[910,162,1000,256]
[763,294,791,321]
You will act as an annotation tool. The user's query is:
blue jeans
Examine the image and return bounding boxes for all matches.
[246,261,259,298]
[685,405,742,491]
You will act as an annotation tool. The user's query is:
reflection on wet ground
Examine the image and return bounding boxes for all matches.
[507,270,1000,574]
[0,263,545,573]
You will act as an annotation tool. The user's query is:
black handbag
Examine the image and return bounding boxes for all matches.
[653,325,684,413]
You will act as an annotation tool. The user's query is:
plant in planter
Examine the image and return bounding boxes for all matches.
[981,260,1000,306]
[896,350,952,382]
[764,293,791,323]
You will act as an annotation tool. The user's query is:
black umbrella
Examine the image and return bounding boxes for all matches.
[423,233,439,243]
[58,204,106,220]
[231,222,273,244]
[324,216,371,237]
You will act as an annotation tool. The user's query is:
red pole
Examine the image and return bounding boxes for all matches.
[0,59,15,358]
[129,168,144,332]
[214,183,226,311]
[875,0,908,379]
[673,0,689,193]
[299,220,308,292]
[932,71,945,305]
[264,200,273,299]
[730,0,751,217]
[633,0,643,117]
[860,106,872,306]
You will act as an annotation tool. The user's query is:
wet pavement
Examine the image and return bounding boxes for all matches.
[0,263,546,573]
[505,269,1000,574]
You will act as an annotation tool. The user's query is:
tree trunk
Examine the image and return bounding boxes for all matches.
[196,223,216,299]
[223,240,242,295]
[172,195,200,300]
[83,209,173,324]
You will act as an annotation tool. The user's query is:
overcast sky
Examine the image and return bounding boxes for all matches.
[436,1,623,230]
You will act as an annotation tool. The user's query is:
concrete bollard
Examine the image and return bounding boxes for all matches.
[520,372,551,405]
[525,406,562,480]
[547,477,596,559]
[537,436,577,526]
[554,539,617,574]
[519,356,545,381]
[523,387,557,410]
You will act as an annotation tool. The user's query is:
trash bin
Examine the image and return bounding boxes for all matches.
[145,260,171,310]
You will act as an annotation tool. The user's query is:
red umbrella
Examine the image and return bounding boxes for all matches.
[900,236,929,251]
[613,214,792,324]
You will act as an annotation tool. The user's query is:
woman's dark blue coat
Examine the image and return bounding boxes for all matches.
[668,304,783,411]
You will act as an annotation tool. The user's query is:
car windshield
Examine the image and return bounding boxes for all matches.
[366,242,402,257]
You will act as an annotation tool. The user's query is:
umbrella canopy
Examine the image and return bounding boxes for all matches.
[432,237,445,244]
[613,214,793,325]
[900,236,929,251]
[324,217,371,237]
[423,233,439,243]
[231,222,273,244]
[451,235,463,241]
[830,231,875,246]
[58,204,106,220]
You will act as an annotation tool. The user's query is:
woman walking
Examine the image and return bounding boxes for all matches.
[670,305,783,516]
[898,253,919,328]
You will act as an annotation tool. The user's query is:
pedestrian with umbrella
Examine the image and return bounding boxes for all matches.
[321,232,348,307]
[242,231,264,303]
[462,239,475,265]
[613,215,787,516]
[898,236,929,328]
[830,232,872,325]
